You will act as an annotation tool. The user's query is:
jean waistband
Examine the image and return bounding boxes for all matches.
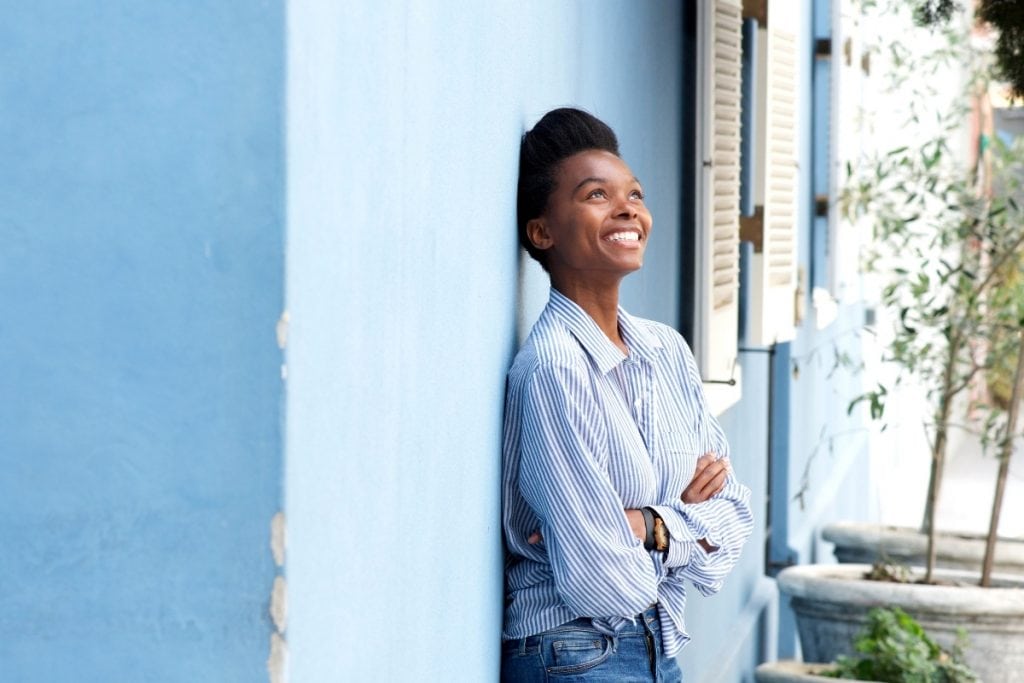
[512,604,661,651]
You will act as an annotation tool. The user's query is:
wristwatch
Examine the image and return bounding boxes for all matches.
[652,516,669,553]
[642,507,670,554]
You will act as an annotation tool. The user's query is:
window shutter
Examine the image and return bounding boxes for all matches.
[829,3,865,301]
[696,0,742,384]
[746,0,799,346]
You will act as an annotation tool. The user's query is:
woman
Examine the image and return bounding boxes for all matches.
[501,108,753,682]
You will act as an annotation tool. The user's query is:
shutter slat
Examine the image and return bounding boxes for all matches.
[709,0,742,314]
[764,19,798,288]
[744,2,799,347]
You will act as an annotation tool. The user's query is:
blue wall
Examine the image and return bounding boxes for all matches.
[284,2,693,680]
[786,0,871,575]
[0,4,284,681]
[681,351,778,681]
[765,0,872,659]
[1,1,873,680]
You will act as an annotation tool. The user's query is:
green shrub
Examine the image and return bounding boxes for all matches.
[826,607,977,682]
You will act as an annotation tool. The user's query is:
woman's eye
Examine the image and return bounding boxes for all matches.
[587,189,607,199]
[630,189,645,200]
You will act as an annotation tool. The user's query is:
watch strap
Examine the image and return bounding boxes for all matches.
[641,507,656,550]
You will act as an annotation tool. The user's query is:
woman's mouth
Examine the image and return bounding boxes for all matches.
[605,230,642,243]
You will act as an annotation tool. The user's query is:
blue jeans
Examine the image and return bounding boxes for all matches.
[501,606,683,682]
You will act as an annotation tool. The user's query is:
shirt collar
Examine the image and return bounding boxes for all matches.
[547,288,663,375]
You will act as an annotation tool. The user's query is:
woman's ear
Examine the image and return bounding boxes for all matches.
[526,218,553,251]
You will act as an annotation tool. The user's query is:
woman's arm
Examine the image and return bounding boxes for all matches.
[648,471,753,595]
[644,331,754,593]
[518,361,659,618]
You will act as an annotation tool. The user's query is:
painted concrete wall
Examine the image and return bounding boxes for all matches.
[283,2,724,681]
[681,351,778,681]
[0,1,871,680]
[0,4,284,682]
[770,0,874,659]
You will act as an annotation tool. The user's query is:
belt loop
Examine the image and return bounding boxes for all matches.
[518,637,527,656]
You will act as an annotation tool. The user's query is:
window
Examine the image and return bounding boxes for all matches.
[739,0,799,348]
[689,0,802,412]
[693,0,744,413]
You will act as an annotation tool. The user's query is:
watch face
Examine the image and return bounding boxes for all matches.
[654,518,669,551]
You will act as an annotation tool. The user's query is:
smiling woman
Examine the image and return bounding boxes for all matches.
[526,150,652,297]
[501,108,754,682]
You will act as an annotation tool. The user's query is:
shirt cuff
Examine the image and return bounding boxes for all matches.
[650,504,716,568]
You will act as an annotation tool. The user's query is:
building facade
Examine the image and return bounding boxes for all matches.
[2,1,872,681]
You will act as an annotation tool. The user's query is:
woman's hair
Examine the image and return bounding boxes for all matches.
[517,108,620,269]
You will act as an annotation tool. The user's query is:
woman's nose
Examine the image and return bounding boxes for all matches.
[614,194,638,218]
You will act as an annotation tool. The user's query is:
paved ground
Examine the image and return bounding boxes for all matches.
[934,430,1024,539]
[867,376,1024,539]
[861,280,1024,540]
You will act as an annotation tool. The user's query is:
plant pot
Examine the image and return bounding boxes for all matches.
[822,521,1024,574]
[754,660,874,682]
[777,563,1024,683]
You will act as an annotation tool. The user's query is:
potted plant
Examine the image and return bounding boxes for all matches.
[755,606,977,682]
[776,3,1024,681]
[823,133,1024,578]
[777,562,1024,682]
[821,0,1024,582]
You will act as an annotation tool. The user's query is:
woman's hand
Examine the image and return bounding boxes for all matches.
[682,453,729,504]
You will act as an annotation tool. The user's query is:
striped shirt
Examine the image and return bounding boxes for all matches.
[501,289,753,656]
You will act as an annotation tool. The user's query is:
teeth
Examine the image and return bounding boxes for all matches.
[608,232,639,242]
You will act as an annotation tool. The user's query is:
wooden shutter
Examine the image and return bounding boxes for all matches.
[697,0,743,385]
[711,0,743,313]
[746,0,799,346]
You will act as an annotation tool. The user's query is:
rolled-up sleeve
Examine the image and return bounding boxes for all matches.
[647,333,754,594]
[651,477,753,595]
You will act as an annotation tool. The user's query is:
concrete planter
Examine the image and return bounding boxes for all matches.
[822,521,1024,574]
[777,564,1024,683]
[754,660,871,682]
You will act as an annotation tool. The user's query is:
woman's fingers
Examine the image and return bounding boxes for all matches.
[528,531,542,544]
[682,454,730,503]
[701,463,729,498]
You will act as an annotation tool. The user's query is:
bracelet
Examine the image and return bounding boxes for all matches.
[641,507,656,550]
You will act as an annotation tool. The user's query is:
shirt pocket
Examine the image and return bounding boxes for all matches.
[657,429,700,502]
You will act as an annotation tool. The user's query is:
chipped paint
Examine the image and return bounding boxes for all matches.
[275,310,289,349]
[270,512,286,567]
[268,513,288,682]
[267,632,289,683]
[270,576,288,634]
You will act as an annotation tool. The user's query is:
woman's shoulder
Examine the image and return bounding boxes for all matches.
[508,315,589,380]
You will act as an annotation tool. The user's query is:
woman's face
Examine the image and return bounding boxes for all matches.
[529,150,652,282]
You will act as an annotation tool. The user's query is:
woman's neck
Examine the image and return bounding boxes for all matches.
[552,276,627,355]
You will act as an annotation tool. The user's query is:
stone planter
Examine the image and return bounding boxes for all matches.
[822,521,1024,574]
[754,660,872,682]
[777,563,1024,683]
